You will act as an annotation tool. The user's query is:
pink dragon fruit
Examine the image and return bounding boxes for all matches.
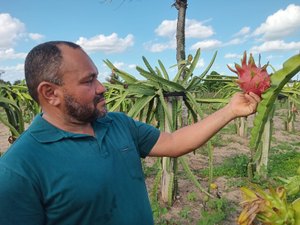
[227,52,271,97]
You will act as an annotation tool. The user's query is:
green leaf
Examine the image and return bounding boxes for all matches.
[182,48,201,83]
[173,65,187,83]
[128,96,155,118]
[250,54,300,151]
[126,83,156,96]
[195,98,229,104]
[158,60,169,80]
[142,56,157,76]
[157,89,174,131]
[185,92,204,118]
[156,100,165,131]
[109,91,129,112]
[136,66,186,92]
[103,59,138,83]
[198,51,218,79]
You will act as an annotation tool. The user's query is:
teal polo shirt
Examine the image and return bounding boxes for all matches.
[0,112,160,225]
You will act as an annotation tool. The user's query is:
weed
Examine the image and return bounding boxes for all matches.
[199,154,249,178]
[210,134,227,147]
[179,206,191,219]
[268,150,300,179]
[198,198,234,225]
[152,201,168,224]
[187,192,197,202]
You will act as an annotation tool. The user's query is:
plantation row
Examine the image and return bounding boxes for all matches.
[1,51,300,224]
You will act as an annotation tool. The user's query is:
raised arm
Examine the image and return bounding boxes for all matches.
[149,92,261,157]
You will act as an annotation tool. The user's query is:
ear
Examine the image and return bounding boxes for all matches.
[37,81,62,106]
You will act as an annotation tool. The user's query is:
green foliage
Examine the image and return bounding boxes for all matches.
[187,191,197,202]
[268,150,300,178]
[179,206,192,220]
[202,71,230,93]
[250,54,300,154]
[152,202,168,224]
[198,198,233,225]
[104,49,220,205]
[0,82,39,139]
[200,154,250,178]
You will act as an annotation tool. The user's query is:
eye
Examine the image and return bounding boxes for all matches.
[83,76,95,84]
[86,78,94,83]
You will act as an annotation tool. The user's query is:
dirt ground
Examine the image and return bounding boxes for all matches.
[143,109,300,224]
[0,109,299,224]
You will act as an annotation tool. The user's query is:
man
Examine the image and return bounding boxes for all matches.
[0,41,261,225]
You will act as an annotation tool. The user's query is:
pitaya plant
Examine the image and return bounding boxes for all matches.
[237,185,298,225]
[227,51,271,97]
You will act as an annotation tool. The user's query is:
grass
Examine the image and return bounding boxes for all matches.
[148,104,300,224]
[198,154,249,178]
[268,150,300,178]
[198,198,234,225]
[198,150,299,180]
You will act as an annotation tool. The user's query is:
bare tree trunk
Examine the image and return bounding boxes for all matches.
[161,99,177,204]
[175,0,187,64]
[257,106,274,179]
[235,117,248,137]
[161,0,188,205]
[285,99,296,132]
[175,0,188,128]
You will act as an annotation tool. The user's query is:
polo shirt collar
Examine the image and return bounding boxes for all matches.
[29,113,112,143]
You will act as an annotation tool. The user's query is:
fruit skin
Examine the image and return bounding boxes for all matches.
[227,51,271,97]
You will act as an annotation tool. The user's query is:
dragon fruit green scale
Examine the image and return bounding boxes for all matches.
[227,51,271,97]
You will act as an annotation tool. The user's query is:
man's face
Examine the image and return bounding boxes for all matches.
[63,90,106,123]
[59,46,107,123]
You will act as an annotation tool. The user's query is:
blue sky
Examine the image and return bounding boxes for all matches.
[1,0,300,83]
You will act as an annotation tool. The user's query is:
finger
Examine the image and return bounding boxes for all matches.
[248,92,261,103]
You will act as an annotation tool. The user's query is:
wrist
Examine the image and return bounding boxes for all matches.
[222,104,238,121]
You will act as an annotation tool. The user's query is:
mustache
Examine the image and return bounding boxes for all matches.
[94,94,105,104]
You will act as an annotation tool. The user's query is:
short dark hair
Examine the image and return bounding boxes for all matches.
[25,41,81,103]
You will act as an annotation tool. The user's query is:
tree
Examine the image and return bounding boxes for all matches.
[160,0,188,204]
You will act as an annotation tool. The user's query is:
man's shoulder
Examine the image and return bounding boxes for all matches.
[99,112,132,124]
[107,112,128,119]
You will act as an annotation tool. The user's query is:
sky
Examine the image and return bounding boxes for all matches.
[1,0,300,83]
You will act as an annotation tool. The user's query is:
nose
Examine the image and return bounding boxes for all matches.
[95,80,106,94]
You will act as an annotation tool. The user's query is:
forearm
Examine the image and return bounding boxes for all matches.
[150,104,237,157]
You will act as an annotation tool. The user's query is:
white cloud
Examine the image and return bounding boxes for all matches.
[0,13,25,48]
[28,33,44,40]
[233,27,251,37]
[76,33,134,54]
[196,58,205,68]
[224,38,245,46]
[145,42,171,52]
[112,61,125,69]
[254,4,300,40]
[190,39,222,51]
[149,18,214,53]
[102,61,135,72]
[0,64,24,82]
[155,19,214,39]
[144,37,176,52]
[155,20,177,38]
[250,40,300,53]
[224,53,243,59]
[0,48,27,60]
[128,64,136,69]
[185,19,214,39]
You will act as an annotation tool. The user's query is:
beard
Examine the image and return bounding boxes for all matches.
[64,93,107,123]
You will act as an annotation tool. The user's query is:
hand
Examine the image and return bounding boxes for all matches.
[226,92,261,118]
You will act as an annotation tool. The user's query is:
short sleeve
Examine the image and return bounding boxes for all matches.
[131,120,160,158]
[0,166,44,224]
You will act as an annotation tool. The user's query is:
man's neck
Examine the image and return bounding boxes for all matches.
[42,112,95,136]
